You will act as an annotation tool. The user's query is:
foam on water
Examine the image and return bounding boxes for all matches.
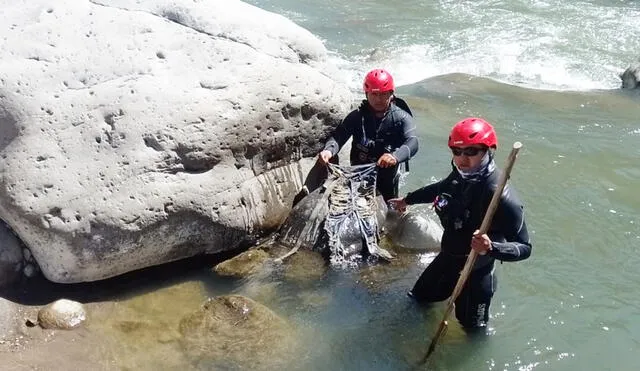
[310,0,640,92]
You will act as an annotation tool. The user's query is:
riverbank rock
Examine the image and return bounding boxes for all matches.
[620,62,640,89]
[0,0,352,283]
[179,295,297,369]
[386,206,442,252]
[213,248,271,278]
[37,299,87,330]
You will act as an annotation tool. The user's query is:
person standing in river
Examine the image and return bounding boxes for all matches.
[388,117,532,329]
[317,68,419,201]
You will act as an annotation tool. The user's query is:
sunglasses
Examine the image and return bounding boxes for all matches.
[450,147,486,156]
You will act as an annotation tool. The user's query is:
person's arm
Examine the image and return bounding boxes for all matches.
[323,110,359,156]
[403,180,442,205]
[488,188,532,261]
[390,111,419,163]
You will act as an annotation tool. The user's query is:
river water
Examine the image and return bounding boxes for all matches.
[243,1,640,370]
[8,1,640,370]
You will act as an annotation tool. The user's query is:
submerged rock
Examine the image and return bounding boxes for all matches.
[356,241,421,293]
[282,249,327,282]
[386,205,442,252]
[37,299,87,330]
[213,248,271,278]
[87,281,205,370]
[179,295,297,369]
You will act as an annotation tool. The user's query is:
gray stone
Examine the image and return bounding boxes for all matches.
[213,248,271,278]
[620,63,640,89]
[37,299,87,330]
[23,263,38,278]
[179,295,297,370]
[386,205,443,252]
[0,0,352,283]
[38,299,87,330]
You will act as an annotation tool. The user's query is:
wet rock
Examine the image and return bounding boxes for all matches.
[38,299,87,330]
[366,48,387,62]
[179,295,297,370]
[620,63,640,89]
[282,249,327,282]
[87,281,205,370]
[23,263,39,278]
[356,247,419,293]
[213,248,271,278]
[386,205,442,252]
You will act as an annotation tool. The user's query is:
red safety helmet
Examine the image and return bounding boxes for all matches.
[448,117,498,148]
[363,69,394,93]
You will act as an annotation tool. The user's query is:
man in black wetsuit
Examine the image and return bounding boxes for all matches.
[317,68,419,201]
[389,117,532,329]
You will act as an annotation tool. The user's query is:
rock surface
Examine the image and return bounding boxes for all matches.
[386,205,443,252]
[213,248,270,278]
[0,0,352,283]
[179,295,297,370]
[620,62,640,89]
[37,299,87,330]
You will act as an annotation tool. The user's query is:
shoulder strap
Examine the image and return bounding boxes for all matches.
[392,97,413,117]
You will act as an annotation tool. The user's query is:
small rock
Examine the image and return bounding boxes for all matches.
[38,299,87,330]
[620,64,640,89]
[23,263,38,278]
[22,247,32,262]
[213,249,270,278]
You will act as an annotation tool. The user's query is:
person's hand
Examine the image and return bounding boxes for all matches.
[387,198,408,213]
[377,153,398,168]
[318,150,332,164]
[471,230,492,255]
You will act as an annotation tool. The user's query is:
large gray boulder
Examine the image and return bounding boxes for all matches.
[0,0,352,283]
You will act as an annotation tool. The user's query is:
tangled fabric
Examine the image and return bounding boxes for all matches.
[324,163,393,265]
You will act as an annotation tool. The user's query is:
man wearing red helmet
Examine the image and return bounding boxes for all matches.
[389,118,532,329]
[318,69,419,201]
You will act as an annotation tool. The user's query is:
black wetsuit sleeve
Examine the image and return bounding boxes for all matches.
[488,191,532,262]
[323,110,360,156]
[391,111,419,163]
[403,180,443,205]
